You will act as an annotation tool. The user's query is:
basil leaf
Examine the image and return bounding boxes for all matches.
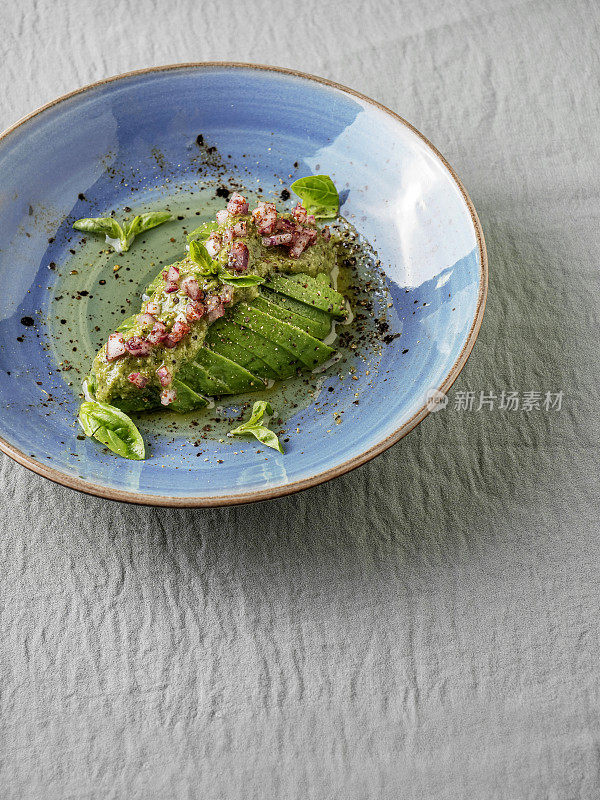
[230,401,283,453]
[78,400,145,460]
[73,217,124,240]
[187,221,218,242]
[246,400,274,426]
[290,175,339,218]
[189,240,218,275]
[82,376,96,402]
[218,271,264,287]
[125,211,172,240]
[73,211,171,253]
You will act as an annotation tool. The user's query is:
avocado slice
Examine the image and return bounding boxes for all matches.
[252,294,331,340]
[207,318,298,379]
[265,274,346,317]
[178,360,232,396]
[194,348,264,394]
[231,304,334,369]
[169,379,208,412]
[206,320,279,380]
[258,287,332,338]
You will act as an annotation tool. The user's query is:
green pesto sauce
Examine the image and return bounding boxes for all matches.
[91,212,337,404]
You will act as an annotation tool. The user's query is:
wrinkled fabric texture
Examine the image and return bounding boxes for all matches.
[1,1,599,798]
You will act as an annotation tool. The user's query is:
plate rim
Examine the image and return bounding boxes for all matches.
[0,61,488,507]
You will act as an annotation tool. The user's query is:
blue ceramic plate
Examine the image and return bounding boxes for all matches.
[0,63,487,506]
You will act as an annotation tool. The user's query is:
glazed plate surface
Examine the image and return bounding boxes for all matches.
[0,63,487,505]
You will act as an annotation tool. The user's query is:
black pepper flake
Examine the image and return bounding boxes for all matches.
[99,279,106,285]
[280,189,290,201]
[78,192,86,200]
[196,134,204,145]
[20,316,35,327]
[216,187,230,199]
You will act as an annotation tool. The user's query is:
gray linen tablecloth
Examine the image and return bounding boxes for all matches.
[1,1,599,798]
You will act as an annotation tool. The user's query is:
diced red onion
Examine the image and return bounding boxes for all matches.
[232,221,247,238]
[306,214,316,224]
[216,209,229,225]
[146,321,168,344]
[222,228,234,245]
[274,218,295,233]
[180,275,202,300]
[156,365,172,387]
[252,201,277,235]
[145,301,161,316]
[220,285,235,305]
[227,192,249,215]
[138,312,155,326]
[185,301,206,321]
[167,265,180,283]
[205,233,222,257]
[292,202,307,223]
[165,283,178,293]
[160,388,177,406]
[127,372,149,388]
[205,295,225,323]
[106,332,126,361]
[288,230,313,258]
[207,304,225,323]
[168,319,190,343]
[262,233,293,247]
[228,241,249,273]
[124,336,152,356]
[305,228,318,245]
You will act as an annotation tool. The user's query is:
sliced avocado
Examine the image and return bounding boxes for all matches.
[205,329,278,381]
[114,393,161,414]
[222,321,298,378]
[169,379,208,412]
[231,304,334,369]
[178,360,232,396]
[207,318,297,379]
[252,294,330,340]
[266,274,346,317]
[194,348,264,394]
[258,287,332,338]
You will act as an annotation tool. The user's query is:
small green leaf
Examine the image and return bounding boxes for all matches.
[246,400,274,427]
[73,217,124,240]
[218,271,264,287]
[78,400,145,460]
[187,221,218,242]
[290,175,339,218]
[229,401,283,453]
[73,210,171,253]
[189,240,217,275]
[125,211,172,239]
[82,376,96,402]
